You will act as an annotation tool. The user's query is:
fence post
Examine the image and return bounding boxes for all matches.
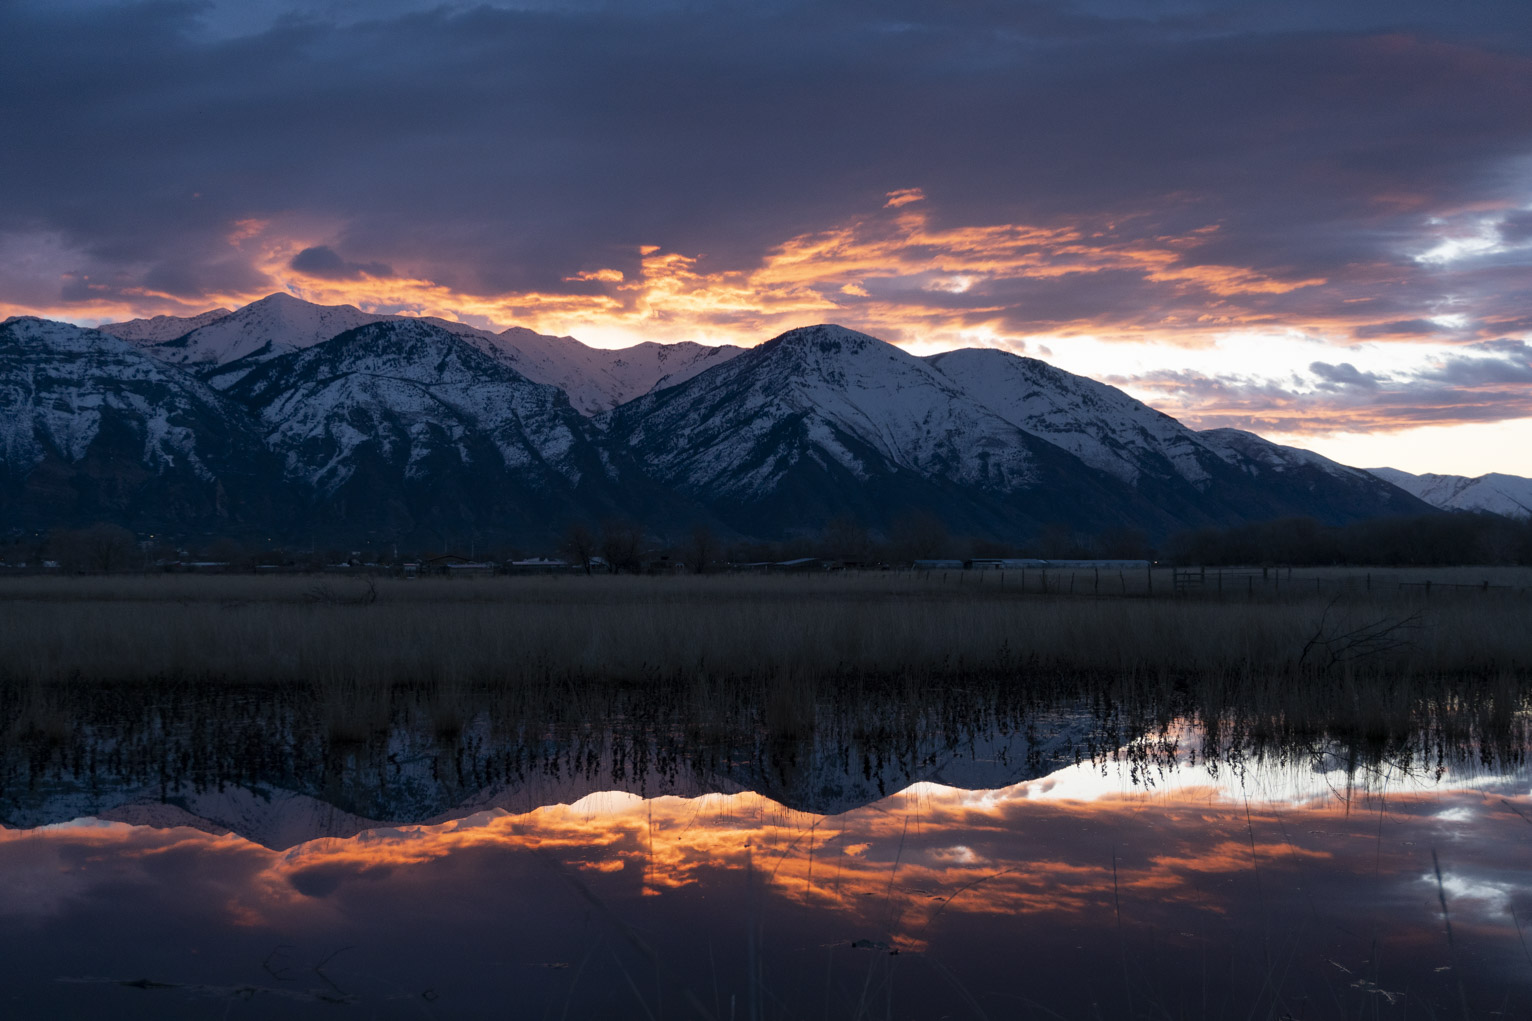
[1146,563,1153,597]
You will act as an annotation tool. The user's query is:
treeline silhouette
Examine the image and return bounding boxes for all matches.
[5,510,1529,573]
[1164,512,1532,567]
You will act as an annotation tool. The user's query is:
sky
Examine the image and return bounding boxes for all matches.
[4,1,1532,475]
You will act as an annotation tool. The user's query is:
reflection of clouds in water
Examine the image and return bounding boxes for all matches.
[1425,872,1520,919]
[5,770,1531,952]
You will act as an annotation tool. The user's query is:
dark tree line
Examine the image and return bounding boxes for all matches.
[1164,512,1532,567]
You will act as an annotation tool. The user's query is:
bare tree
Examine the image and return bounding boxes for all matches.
[600,519,645,574]
[79,523,137,573]
[687,524,718,574]
[563,521,597,575]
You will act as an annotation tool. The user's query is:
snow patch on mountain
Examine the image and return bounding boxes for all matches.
[1368,467,1532,518]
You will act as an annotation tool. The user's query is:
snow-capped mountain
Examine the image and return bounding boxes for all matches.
[926,348,1221,487]
[1367,467,1532,519]
[602,324,1175,537]
[97,307,232,344]
[0,317,283,531]
[150,292,388,383]
[225,319,650,539]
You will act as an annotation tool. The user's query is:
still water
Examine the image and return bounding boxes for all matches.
[2,685,1529,1019]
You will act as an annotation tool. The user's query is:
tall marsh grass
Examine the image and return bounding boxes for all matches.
[0,572,1528,687]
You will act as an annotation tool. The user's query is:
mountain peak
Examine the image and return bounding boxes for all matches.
[764,323,885,355]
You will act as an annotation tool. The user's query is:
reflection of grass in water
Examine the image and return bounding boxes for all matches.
[1,669,1526,828]
[1,574,1530,688]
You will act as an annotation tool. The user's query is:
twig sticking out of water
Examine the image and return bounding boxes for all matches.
[1298,597,1425,671]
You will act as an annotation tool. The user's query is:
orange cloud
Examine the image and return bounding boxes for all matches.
[8,195,1339,355]
[883,188,926,208]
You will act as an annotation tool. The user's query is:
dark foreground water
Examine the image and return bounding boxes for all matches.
[1,683,1529,1019]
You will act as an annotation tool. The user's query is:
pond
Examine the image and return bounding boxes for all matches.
[2,682,1529,1019]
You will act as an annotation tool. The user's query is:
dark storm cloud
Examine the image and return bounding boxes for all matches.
[2,0,1531,337]
[1352,320,1443,339]
[289,246,393,281]
[1309,361,1383,391]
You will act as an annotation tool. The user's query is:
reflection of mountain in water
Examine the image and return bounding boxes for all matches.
[6,681,1526,851]
[0,685,1095,850]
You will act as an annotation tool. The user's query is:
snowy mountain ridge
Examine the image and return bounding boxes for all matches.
[97,307,233,344]
[1367,467,1532,519]
[111,293,744,414]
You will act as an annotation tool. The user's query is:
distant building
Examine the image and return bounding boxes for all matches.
[508,557,570,574]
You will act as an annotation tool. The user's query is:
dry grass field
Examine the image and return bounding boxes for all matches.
[0,568,1528,687]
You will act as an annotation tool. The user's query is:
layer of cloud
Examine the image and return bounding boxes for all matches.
[1118,340,1532,434]
[3,0,1532,455]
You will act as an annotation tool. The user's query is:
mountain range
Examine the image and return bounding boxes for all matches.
[0,293,1464,546]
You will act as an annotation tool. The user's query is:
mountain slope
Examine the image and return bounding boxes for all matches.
[224,318,673,542]
[927,348,1221,487]
[603,324,1166,539]
[929,347,1431,528]
[0,317,283,531]
[1196,428,1426,521]
[1367,467,1532,519]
